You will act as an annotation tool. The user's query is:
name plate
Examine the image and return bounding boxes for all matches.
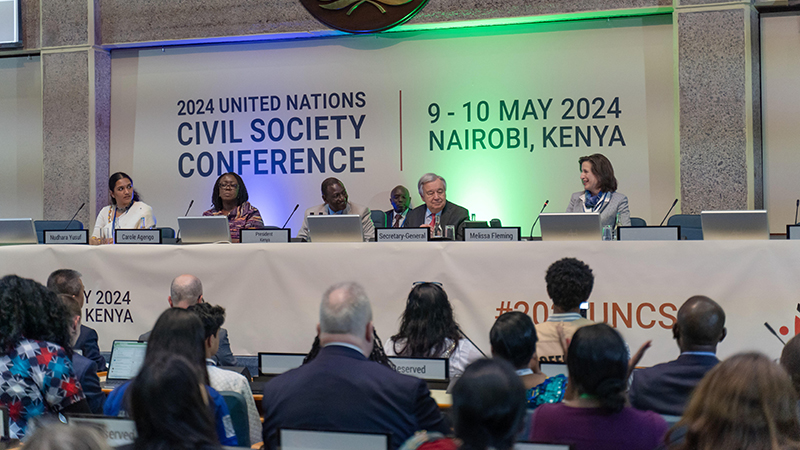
[375,227,429,242]
[44,230,89,244]
[241,228,290,243]
[68,415,137,447]
[388,357,449,381]
[464,227,520,242]
[115,229,162,244]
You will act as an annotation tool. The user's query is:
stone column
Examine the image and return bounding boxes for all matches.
[41,0,109,228]
[675,0,762,212]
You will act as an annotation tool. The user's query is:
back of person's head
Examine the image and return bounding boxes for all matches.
[675,295,726,350]
[490,311,537,369]
[392,282,460,357]
[57,293,82,348]
[567,323,627,413]
[145,308,208,383]
[169,274,203,308]
[672,352,800,450]
[46,269,83,300]
[452,359,526,450]
[781,334,800,396]
[25,423,111,450]
[130,352,220,450]
[187,302,225,340]
[545,258,594,311]
[319,281,372,335]
[0,274,72,354]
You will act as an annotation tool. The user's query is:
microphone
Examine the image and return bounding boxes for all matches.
[529,200,549,239]
[659,198,679,226]
[795,199,799,224]
[63,203,85,230]
[184,200,194,217]
[456,325,486,357]
[282,204,300,229]
[764,322,786,346]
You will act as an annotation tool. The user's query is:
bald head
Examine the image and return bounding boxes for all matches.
[781,334,800,395]
[169,274,203,308]
[318,282,374,355]
[674,295,726,353]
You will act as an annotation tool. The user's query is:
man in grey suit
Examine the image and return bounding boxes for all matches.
[297,177,375,242]
[138,274,236,366]
[404,173,469,240]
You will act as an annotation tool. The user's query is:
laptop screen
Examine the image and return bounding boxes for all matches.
[279,429,389,450]
[107,341,147,381]
[258,353,306,376]
[306,215,363,242]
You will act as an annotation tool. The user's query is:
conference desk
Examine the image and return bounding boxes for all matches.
[2,240,798,366]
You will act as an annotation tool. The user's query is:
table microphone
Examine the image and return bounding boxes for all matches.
[795,199,799,224]
[456,325,486,357]
[659,198,679,226]
[282,204,300,229]
[529,200,549,239]
[764,322,786,346]
[184,199,194,217]
[63,203,85,230]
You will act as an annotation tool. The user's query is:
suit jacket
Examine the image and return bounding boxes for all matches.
[566,191,631,229]
[385,209,410,228]
[629,353,720,416]
[138,327,236,366]
[76,325,106,371]
[403,201,469,240]
[261,345,449,450]
[72,353,105,414]
[296,202,375,242]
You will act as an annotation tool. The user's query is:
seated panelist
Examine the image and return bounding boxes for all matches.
[566,153,631,229]
[297,177,375,242]
[91,172,155,245]
[404,173,469,240]
[202,172,263,242]
[386,185,411,228]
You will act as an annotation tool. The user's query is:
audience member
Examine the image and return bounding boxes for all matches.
[129,352,222,450]
[630,295,726,416]
[400,359,526,450]
[24,423,111,450]
[490,311,567,409]
[261,282,449,450]
[105,308,237,446]
[47,269,106,371]
[57,293,105,414]
[404,173,469,240]
[384,282,483,378]
[536,257,595,362]
[297,177,376,241]
[0,275,90,439]
[781,334,800,400]
[188,302,261,446]
[138,274,236,366]
[304,327,396,369]
[664,352,800,449]
[386,185,412,228]
[529,323,667,450]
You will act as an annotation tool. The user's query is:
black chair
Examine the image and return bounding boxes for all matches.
[370,210,386,228]
[630,217,647,227]
[667,214,702,240]
[34,220,84,244]
[219,391,250,447]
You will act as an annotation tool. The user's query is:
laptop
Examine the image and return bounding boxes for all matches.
[539,213,601,241]
[178,216,231,244]
[250,352,306,393]
[617,225,680,241]
[464,221,489,228]
[279,429,390,450]
[539,362,569,378]
[0,405,8,440]
[0,218,38,245]
[66,414,137,447]
[102,340,147,389]
[306,214,363,242]
[700,210,769,240]
[387,357,450,390]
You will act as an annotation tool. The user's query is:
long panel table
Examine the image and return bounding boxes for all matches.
[1,240,797,366]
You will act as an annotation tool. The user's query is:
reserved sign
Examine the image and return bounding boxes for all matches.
[115,229,162,244]
[44,230,89,244]
[241,228,291,243]
[68,416,137,447]
[388,357,449,381]
[375,228,429,242]
[464,227,521,242]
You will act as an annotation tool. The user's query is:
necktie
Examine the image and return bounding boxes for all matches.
[430,214,436,227]
[393,214,402,228]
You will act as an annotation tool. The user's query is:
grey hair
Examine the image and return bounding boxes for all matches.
[417,173,446,196]
[170,275,203,306]
[25,423,112,450]
[320,282,373,335]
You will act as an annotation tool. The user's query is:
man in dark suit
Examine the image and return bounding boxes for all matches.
[47,269,107,371]
[138,274,236,366]
[261,282,450,450]
[629,295,726,416]
[404,173,469,240]
[385,185,411,228]
[58,293,105,414]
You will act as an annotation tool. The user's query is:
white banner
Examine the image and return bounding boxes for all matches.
[1,240,796,367]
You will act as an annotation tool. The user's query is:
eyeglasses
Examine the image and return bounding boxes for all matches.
[220,183,238,190]
[412,281,443,287]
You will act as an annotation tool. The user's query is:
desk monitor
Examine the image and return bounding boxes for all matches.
[258,352,306,377]
[701,210,769,240]
[539,362,569,378]
[178,216,231,244]
[787,225,800,240]
[103,340,147,388]
[0,405,8,440]
[0,218,37,245]
[539,213,601,241]
[306,214,363,242]
[617,226,680,241]
[515,443,574,450]
[279,428,390,450]
[67,414,137,447]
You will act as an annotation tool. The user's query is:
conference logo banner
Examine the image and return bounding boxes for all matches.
[299,0,429,33]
